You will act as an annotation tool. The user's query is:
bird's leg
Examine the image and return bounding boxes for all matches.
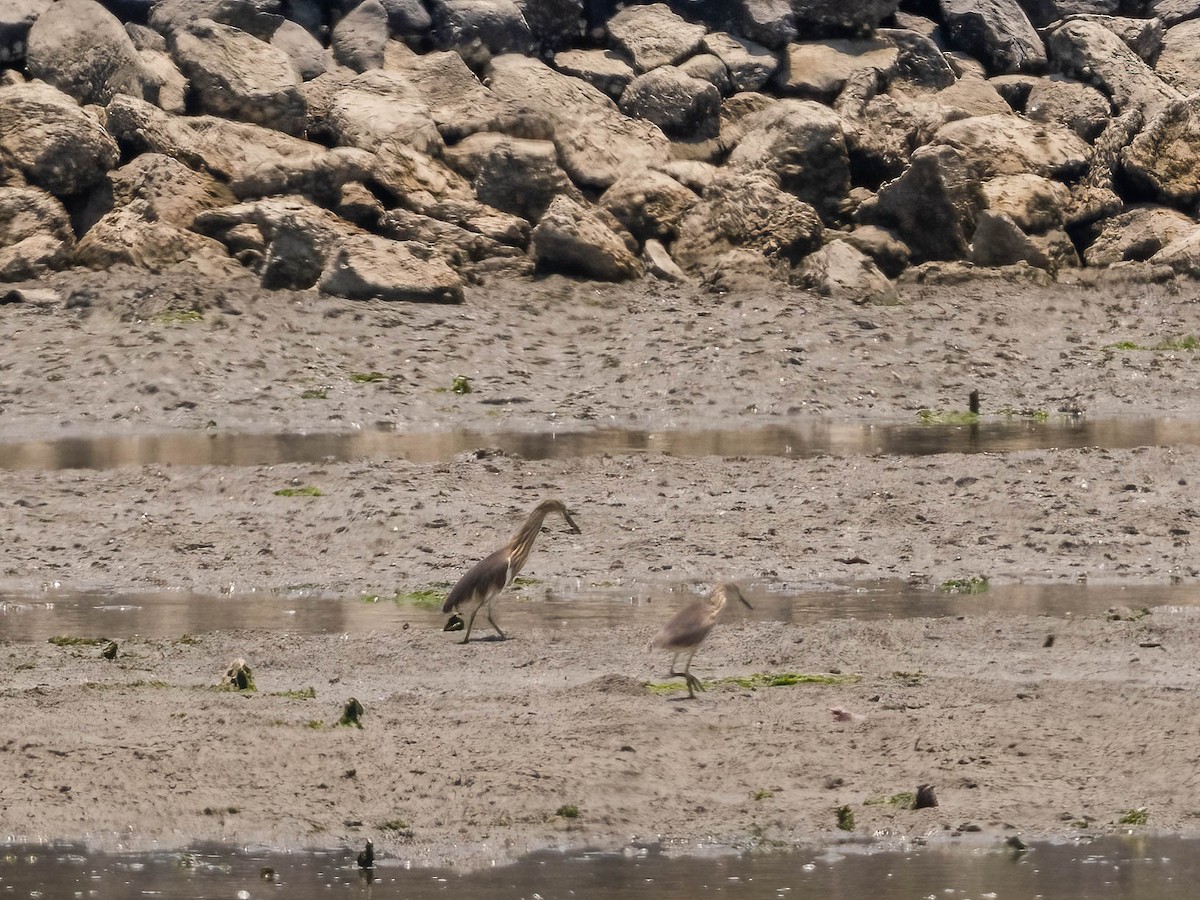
[459,603,482,644]
[667,650,703,699]
[485,594,506,640]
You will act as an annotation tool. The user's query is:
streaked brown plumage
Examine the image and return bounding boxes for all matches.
[651,582,752,698]
[442,499,580,644]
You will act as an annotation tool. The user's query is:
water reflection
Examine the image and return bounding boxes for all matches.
[0,417,1192,471]
[1,835,1198,900]
[2,579,1198,643]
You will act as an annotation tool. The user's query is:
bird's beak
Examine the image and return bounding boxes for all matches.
[563,511,581,534]
[738,592,753,610]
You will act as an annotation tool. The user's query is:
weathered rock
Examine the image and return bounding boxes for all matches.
[1018,0,1118,27]
[1147,0,1200,27]
[642,237,687,281]
[792,0,900,35]
[0,185,73,280]
[673,169,824,271]
[551,48,634,99]
[385,48,533,142]
[969,211,1079,272]
[77,150,236,233]
[727,99,850,221]
[606,3,706,72]
[796,239,898,303]
[515,0,582,52]
[531,195,643,280]
[325,70,443,156]
[1149,227,1200,276]
[0,0,49,65]
[1024,76,1112,141]
[126,23,167,52]
[878,27,956,90]
[1046,19,1181,119]
[1121,95,1200,209]
[486,54,670,189]
[75,202,231,270]
[1067,107,1142,227]
[148,0,284,40]
[619,66,721,139]
[938,0,1045,74]
[429,0,533,65]
[725,0,797,50]
[774,39,899,103]
[333,180,385,228]
[419,195,532,246]
[0,81,118,196]
[932,114,1091,180]
[380,206,527,262]
[137,47,188,113]
[321,232,465,301]
[379,0,434,39]
[1084,206,1197,265]
[857,144,986,261]
[655,158,719,194]
[982,173,1070,232]
[678,54,733,96]
[445,133,581,222]
[369,139,476,208]
[701,32,777,93]
[25,0,148,105]
[169,18,307,135]
[1067,15,1164,64]
[104,94,373,200]
[599,168,697,242]
[842,224,911,277]
[330,0,387,72]
[1156,21,1200,96]
[271,18,331,80]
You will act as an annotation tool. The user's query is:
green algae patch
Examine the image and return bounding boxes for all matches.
[646,672,858,694]
[48,635,108,647]
[940,576,989,594]
[916,409,980,426]
[274,485,323,497]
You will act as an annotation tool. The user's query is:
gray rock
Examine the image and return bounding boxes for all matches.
[125,23,167,52]
[981,173,1070,232]
[619,66,721,139]
[514,0,583,52]
[148,0,284,40]
[551,48,634,99]
[1084,206,1198,265]
[878,27,956,89]
[1024,76,1112,140]
[774,39,899,103]
[1149,227,1200,276]
[599,168,698,242]
[137,47,188,113]
[796,239,898,304]
[445,133,581,222]
[380,0,434,37]
[75,201,230,271]
[335,180,385,228]
[792,0,900,36]
[726,0,796,50]
[856,144,986,261]
[330,0,387,72]
[607,3,706,71]
[841,224,910,277]
[0,81,118,195]
[380,205,529,261]
[271,18,332,80]
[321,232,465,301]
[678,54,733,96]
[1156,20,1200,95]
[531,195,644,280]
[673,169,824,271]
[26,0,148,105]
[642,237,688,281]
[932,113,1091,180]
[1064,15,1164,64]
[429,0,533,65]
[938,0,1046,74]
[169,18,307,135]
[0,185,72,280]
[325,70,443,156]
[701,32,778,93]
[1147,0,1200,27]
[969,211,1078,272]
[1066,107,1142,227]
[1018,0,1118,27]
[1122,95,1200,209]
[1046,18,1181,119]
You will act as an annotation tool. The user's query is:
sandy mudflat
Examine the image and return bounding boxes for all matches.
[2,266,1200,867]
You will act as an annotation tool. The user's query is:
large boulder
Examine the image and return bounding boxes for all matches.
[792,0,899,35]
[148,0,285,40]
[727,100,850,222]
[1024,76,1112,141]
[968,211,1079,272]
[878,27,956,90]
[195,195,465,300]
[598,168,698,242]
[606,3,706,72]
[0,185,73,280]
[1149,227,1200,276]
[856,144,986,261]
[137,46,189,113]
[271,19,331,81]
[169,18,307,135]
[673,169,824,271]
[981,173,1071,232]
[25,0,148,105]
[774,38,899,103]
[429,0,534,64]
[619,66,721,139]
[515,0,583,52]
[701,32,776,93]
[796,239,897,303]
[1147,0,1200,26]
[444,132,582,222]
[75,202,231,270]
[1084,206,1198,265]
[723,0,797,50]
[0,81,118,196]
[324,70,443,156]
[938,0,1045,74]
[1121,95,1200,209]
[551,48,634,99]
[531,195,643,280]
[1046,19,1181,119]
[78,151,236,231]
[330,0,387,72]
[379,0,433,41]
[104,94,373,200]
[486,53,670,189]
[1155,21,1200,96]
[931,113,1091,180]
[0,0,49,65]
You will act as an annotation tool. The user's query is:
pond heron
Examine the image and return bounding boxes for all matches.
[651,582,752,698]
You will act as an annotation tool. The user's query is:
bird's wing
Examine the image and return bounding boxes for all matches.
[651,603,714,650]
[442,547,510,612]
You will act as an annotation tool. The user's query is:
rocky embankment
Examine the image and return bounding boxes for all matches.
[1,0,1199,302]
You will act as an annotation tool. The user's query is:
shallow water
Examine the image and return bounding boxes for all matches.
[0,579,1194,643]
[0,416,1193,471]
[2,835,1197,899]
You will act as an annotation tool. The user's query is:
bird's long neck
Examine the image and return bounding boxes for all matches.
[506,509,550,576]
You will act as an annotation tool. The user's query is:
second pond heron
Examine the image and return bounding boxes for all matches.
[442,499,580,644]
[651,582,752,698]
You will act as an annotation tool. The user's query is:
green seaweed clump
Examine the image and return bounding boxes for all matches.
[221,659,256,692]
[940,576,989,594]
[351,371,386,383]
[836,805,855,831]
[274,485,323,497]
[451,375,472,394]
[555,805,580,819]
[276,687,316,700]
[916,409,980,426]
[338,697,364,728]
[1118,808,1149,826]
[48,635,107,647]
[866,792,916,809]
